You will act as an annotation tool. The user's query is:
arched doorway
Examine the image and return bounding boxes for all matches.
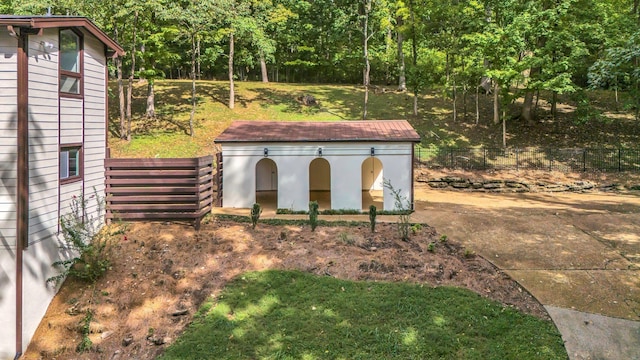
[255,158,278,210]
[361,157,383,210]
[309,158,331,209]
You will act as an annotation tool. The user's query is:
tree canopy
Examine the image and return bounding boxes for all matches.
[5,0,640,124]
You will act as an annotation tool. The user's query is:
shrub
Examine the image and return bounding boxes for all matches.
[309,201,319,231]
[250,203,262,229]
[383,179,412,241]
[369,205,377,233]
[48,191,111,285]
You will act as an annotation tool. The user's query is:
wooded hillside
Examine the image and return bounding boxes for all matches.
[5,0,640,144]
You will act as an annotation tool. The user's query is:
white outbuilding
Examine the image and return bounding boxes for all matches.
[215,120,421,212]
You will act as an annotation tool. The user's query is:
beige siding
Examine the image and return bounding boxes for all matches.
[27,29,60,245]
[81,33,106,217]
[0,32,18,250]
[0,31,18,358]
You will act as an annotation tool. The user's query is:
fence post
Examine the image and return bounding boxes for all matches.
[483,148,487,170]
[619,149,622,172]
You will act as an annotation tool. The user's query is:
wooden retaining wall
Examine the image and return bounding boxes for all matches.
[105,156,214,229]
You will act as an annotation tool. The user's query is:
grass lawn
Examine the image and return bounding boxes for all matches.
[160,270,566,360]
[108,80,639,159]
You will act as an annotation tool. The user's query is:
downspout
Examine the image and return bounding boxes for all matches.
[15,28,29,359]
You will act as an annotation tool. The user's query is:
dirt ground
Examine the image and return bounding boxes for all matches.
[23,168,640,359]
[24,218,544,359]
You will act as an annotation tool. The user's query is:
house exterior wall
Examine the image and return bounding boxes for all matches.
[0,27,109,358]
[0,29,19,360]
[221,142,414,211]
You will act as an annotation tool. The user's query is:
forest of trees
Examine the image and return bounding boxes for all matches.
[4,0,640,138]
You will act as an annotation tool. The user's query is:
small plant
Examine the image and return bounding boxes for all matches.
[250,203,262,229]
[309,201,319,231]
[411,223,422,234]
[464,249,475,258]
[338,232,354,245]
[439,234,448,242]
[48,190,111,285]
[369,205,377,233]
[427,242,436,252]
[76,309,94,353]
[383,179,412,241]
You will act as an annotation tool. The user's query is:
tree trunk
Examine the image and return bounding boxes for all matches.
[452,76,457,122]
[197,36,201,80]
[146,80,155,118]
[117,57,125,137]
[493,81,499,125]
[463,82,467,120]
[113,26,126,140]
[502,109,506,147]
[409,0,418,116]
[475,84,479,125]
[363,0,371,120]
[229,32,235,110]
[126,10,138,141]
[260,51,269,83]
[190,35,196,136]
[396,16,406,91]
[551,91,557,122]
[522,91,534,125]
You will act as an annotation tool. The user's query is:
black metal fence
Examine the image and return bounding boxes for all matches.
[415,147,640,172]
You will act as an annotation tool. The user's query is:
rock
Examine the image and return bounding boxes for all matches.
[482,183,503,190]
[122,335,134,347]
[428,181,449,188]
[172,309,189,316]
[545,184,568,192]
[442,176,465,183]
[451,182,471,189]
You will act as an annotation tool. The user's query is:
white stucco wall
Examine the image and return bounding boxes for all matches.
[221,142,414,211]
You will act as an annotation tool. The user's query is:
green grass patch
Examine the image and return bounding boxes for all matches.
[275,208,411,215]
[160,270,566,360]
[214,214,364,228]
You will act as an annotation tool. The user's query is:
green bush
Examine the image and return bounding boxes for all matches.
[250,203,262,229]
[309,201,319,231]
[369,205,377,233]
[383,179,412,241]
[48,191,111,285]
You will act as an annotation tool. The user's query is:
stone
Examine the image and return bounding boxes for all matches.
[122,335,134,347]
[483,183,503,189]
[172,309,189,316]
[442,176,466,183]
[428,181,449,188]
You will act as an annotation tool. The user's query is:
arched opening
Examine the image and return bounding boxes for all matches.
[255,158,278,210]
[361,157,383,210]
[309,158,331,209]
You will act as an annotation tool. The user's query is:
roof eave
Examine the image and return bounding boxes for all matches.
[216,138,421,144]
[0,16,125,57]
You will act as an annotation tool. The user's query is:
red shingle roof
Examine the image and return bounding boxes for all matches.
[215,120,421,143]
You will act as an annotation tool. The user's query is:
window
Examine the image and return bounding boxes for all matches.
[59,29,81,95]
[60,146,81,182]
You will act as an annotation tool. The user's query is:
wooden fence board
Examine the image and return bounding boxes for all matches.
[105,156,214,229]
